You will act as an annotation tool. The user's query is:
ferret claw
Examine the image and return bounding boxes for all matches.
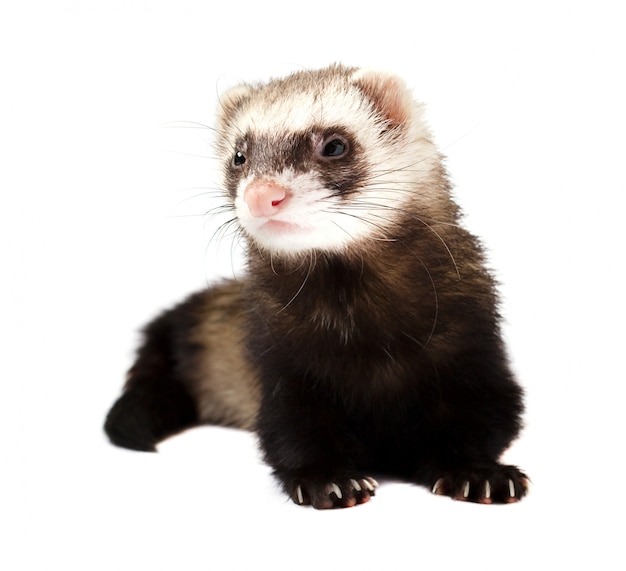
[462,481,470,498]
[295,485,304,505]
[362,478,376,492]
[351,479,361,492]
[329,483,342,499]
[432,478,444,495]
[484,480,491,500]
[367,477,379,489]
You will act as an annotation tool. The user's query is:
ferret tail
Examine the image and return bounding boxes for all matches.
[104,295,203,451]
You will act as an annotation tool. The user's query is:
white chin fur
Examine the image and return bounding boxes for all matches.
[239,217,352,255]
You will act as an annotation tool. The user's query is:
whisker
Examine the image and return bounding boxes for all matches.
[206,216,239,251]
[324,198,461,278]
[366,152,439,182]
[341,199,463,230]
[166,213,206,219]
[173,185,226,196]
[326,211,396,242]
[277,250,316,314]
[203,219,244,286]
[345,205,460,279]
[169,191,225,215]
[404,247,439,350]
[161,120,215,130]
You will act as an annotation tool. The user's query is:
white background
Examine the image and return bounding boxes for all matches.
[2,1,624,569]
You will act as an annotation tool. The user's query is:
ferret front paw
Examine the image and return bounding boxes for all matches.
[287,476,379,509]
[430,464,530,504]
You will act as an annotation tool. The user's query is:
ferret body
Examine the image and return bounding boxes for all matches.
[105,64,528,508]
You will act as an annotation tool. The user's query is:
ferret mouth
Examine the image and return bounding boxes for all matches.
[260,219,308,234]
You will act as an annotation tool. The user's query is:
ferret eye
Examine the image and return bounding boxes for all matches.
[319,136,349,159]
[233,151,246,167]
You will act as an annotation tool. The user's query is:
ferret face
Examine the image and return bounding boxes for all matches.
[215,65,440,257]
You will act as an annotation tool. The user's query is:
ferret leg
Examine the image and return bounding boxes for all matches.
[414,348,529,503]
[256,378,378,509]
[412,408,529,503]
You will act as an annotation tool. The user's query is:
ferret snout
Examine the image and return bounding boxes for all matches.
[243,181,289,218]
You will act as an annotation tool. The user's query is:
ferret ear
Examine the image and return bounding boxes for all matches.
[351,69,414,127]
[216,84,254,128]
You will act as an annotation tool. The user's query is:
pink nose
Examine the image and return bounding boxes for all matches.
[243,181,288,218]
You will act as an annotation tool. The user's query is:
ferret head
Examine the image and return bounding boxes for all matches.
[215,64,445,257]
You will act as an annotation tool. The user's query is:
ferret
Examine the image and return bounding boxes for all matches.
[104,64,529,508]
